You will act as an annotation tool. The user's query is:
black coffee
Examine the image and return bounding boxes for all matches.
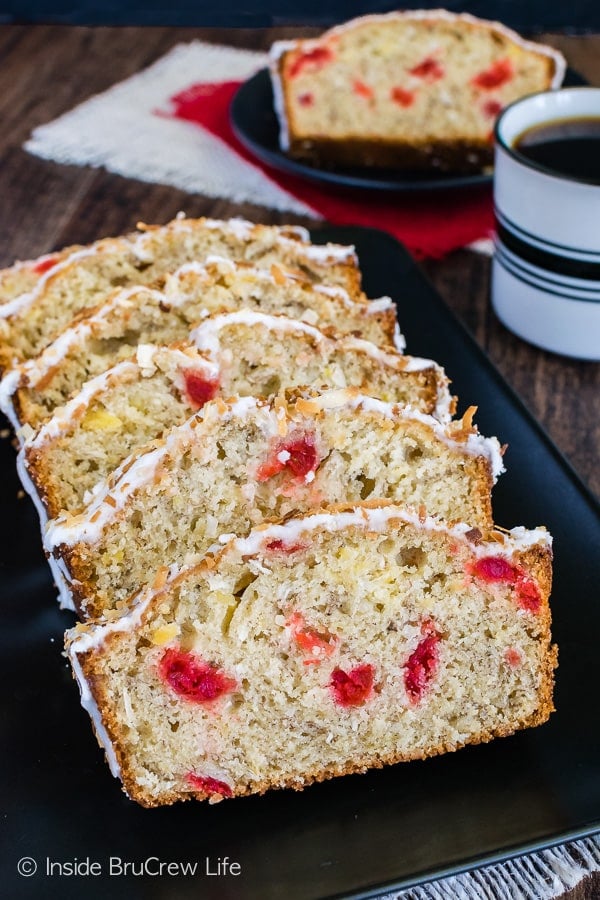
[513,116,600,183]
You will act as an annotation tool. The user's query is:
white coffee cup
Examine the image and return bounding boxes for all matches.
[492,87,600,360]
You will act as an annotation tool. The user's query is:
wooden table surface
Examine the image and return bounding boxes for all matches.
[0,23,598,899]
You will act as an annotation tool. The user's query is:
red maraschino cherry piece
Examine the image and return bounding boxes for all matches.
[390,86,415,107]
[186,773,233,797]
[472,58,513,90]
[256,435,318,482]
[183,371,219,410]
[330,664,375,707]
[160,648,236,703]
[409,57,445,81]
[289,46,335,78]
[33,255,59,275]
[404,633,440,704]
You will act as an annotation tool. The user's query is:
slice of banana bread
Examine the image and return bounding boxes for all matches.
[0,217,360,371]
[43,389,501,619]
[270,11,565,172]
[22,310,452,520]
[0,246,81,308]
[0,256,400,434]
[66,503,555,806]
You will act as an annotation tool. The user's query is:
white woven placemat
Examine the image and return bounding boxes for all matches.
[24,38,599,898]
[25,40,316,216]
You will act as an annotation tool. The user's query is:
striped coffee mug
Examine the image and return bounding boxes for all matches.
[492,87,600,360]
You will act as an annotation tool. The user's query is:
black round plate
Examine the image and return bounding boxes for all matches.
[230,67,585,195]
[230,68,491,193]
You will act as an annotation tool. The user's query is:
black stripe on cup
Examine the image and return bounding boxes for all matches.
[496,241,600,297]
[495,240,600,304]
[495,208,600,262]
[495,220,600,281]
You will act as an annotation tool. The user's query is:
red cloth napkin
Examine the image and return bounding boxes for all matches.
[165,81,494,260]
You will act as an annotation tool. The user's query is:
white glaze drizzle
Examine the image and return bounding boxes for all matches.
[0,245,104,320]
[45,387,502,551]
[24,360,140,449]
[224,504,551,561]
[15,446,76,610]
[190,308,331,355]
[67,502,551,659]
[0,284,165,408]
[0,369,22,429]
[44,395,261,550]
[190,312,426,390]
[173,254,392,314]
[0,217,356,327]
[68,648,122,779]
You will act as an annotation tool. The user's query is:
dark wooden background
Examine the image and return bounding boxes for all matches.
[4,1,600,30]
[0,24,598,899]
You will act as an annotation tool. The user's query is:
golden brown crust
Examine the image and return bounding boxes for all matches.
[286,134,495,175]
[24,446,65,521]
[74,629,557,808]
[0,345,22,374]
[0,218,363,376]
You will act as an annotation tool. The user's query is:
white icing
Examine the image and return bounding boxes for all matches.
[332,336,452,422]
[15,445,76,610]
[68,647,122,779]
[45,443,168,549]
[174,256,394,322]
[4,285,164,407]
[201,216,255,241]
[47,553,78,612]
[191,309,328,355]
[501,525,553,550]
[295,240,356,263]
[0,289,36,319]
[0,246,102,321]
[269,50,291,151]
[0,369,21,429]
[224,504,551,561]
[199,217,359,263]
[20,319,93,381]
[25,361,140,449]
[191,310,412,382]
[45,395,262,549]
[135,343,159,375]
[166,259,214,279]
[70,587,151,654]
[392,322,406,353]
[366,296,394,312]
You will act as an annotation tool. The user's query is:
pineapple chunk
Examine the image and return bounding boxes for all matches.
[151,623,180,646]
[81,407,123,432]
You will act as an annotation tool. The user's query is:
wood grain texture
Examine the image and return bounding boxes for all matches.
[0,25,597,897]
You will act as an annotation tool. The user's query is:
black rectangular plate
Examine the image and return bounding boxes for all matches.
[1,226,599,900]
